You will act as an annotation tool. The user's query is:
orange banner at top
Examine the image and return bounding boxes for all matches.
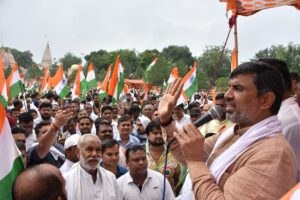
[221,0,300,16]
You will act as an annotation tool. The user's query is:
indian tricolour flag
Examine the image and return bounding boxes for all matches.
[167,67,179,84]
[40,66,50,95]
[28,79,37,91]
[99,64,112,100]
[144,57,158,84]
[108,55,124,104]
[0,56,8,107]
[72,65,87,100]
[119,84,129,101]
[0,104,25,199]
[177,62,198,106]
[6,63,23,100]
[86,63,97,89]
[52,65,69,98]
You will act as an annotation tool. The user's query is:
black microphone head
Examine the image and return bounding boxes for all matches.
[208,105,225,120]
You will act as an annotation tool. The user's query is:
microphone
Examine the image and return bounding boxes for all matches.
[193,105,225,127]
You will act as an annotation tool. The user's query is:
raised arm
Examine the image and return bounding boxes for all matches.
[37,108,73,159]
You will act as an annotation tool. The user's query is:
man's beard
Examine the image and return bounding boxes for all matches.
[226,101,252,125]
[148,138,164,147]
[80,155,100,171]
[137,129,145,135]
[41,114,51,120]
[81,128,91,135]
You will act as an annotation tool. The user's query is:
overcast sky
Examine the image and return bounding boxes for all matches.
[0,0,299,65]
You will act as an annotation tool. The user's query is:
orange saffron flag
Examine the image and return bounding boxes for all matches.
[221,0,300,16]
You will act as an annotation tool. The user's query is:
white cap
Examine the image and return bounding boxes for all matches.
[138,115,151,129]
[64,134,80,150]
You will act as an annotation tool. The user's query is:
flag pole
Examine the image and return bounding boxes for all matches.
[234,16,238,65]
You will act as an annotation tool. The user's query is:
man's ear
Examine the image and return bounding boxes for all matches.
[76,148,80,159]
[259,92,276,111]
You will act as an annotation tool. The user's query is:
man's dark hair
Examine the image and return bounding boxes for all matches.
[231,62,284,115]
[101,105,112,114]
[215,93,225,100]
[92,93,99,99]
[290,72,300,82]
[39,102,52,110]
[72,99,80,105]
[13,164,67,200]
[77,116,93,124]
[258,58,291,92]
[125,145,146,161]
[45,92,55,100]
[28,109,37,115]
[10,108,19,114]
[31,92,39,99]
[145,120,161,135]
[95,118,112,133]
[101,139,119,152]
[118,115,132,125]
[35,122,51,137]
[11,126,29,137]
[129,105,141,113]
[13,100,22,110]
[18,112,33,123]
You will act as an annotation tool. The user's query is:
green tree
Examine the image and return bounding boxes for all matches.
[85,49,139,80]
[162,45,193,67]
[198,45,231,78]
[26,65,43,79]
[60,53,81,72]
[197,71,210,90]
[254,42,300,72]
[215,76,229,92]
[84,49,111,75]
[4,47,36,68]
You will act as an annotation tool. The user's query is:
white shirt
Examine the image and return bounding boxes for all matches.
[25,131,36,151]
[117,169,175,200]
[90,112,99,121]
[278,97,300,181]
[64,163,120,200]
[60,159,74,174]
[175,114,191,129]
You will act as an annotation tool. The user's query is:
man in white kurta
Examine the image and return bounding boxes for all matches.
[63,134,120,200]
[64,163,120,199]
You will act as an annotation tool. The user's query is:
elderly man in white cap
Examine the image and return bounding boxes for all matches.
[135,115,151,145]
[60,134,79,173]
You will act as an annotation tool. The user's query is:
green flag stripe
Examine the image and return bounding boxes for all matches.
[0,156,24,200]
[58,85,69,98]
[87,79,97,90]
[185,78,198,99]
[0,96,7,107]
[9,81,23,100]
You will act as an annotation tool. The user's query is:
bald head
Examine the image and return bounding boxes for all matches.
[13,164,66,200]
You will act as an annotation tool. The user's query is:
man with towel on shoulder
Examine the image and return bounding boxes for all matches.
[159,62,297,200]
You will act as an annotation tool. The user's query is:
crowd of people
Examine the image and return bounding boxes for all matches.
[5,58,300,199]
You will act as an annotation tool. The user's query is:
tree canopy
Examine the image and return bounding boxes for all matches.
[254,42,300,73]
[3,43,299,92]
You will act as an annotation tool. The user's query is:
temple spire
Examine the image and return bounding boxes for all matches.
[40,41,52,68]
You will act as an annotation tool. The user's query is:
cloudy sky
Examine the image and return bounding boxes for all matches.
[0,0,299,64]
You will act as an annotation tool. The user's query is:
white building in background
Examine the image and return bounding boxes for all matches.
[40,41,52,69]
